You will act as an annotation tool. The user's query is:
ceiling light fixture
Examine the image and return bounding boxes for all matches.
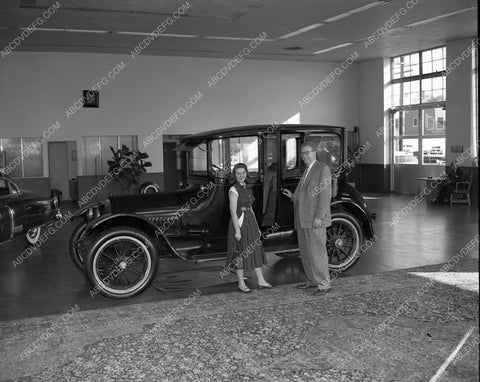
[20,27,110,33]
[405,6,476,28]
[116,31,197,38]
[204,36,256,41]
[203,35,275,41]
[323,1,387,23]
[64,29,110,33]
[278,23,323,40]
[161,33,197,38]
[20,27,64,32]
[312,42,354,55]
[116,31,152,36]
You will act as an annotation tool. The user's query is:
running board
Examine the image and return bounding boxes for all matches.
[188,253,227,263]
[273,248,299,256]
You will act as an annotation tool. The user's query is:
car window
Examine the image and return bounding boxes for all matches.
[281,133,302,178]
[265,136,277,170]
[0,179,10,196]
[189,143,207,176]
[308,133,342,172]
[211,136,259,178]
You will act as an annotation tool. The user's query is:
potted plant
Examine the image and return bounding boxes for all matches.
[108,145,152,194]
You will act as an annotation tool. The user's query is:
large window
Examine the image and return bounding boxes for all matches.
[391,46,446,166]
[0,137,43,177]
[83,135,138,175]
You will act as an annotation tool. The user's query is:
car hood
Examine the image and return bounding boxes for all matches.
[7,191,55,206]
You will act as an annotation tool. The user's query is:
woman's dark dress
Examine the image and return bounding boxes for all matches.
[225,182,267,270]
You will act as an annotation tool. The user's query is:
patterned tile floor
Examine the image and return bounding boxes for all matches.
[1,258,478,382]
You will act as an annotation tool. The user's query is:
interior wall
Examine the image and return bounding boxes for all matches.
[358,58,386,163]
[0,51,359,176]
[446,37,475,167]
[355,58,390,192]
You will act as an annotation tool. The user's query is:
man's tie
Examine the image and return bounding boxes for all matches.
[301,167,308,186]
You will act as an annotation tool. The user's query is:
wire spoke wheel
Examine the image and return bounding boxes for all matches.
[84,227,158,299]
[327,213,363,272]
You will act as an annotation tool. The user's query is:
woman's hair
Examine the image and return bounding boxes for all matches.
[233,163,248,175]
[231,163,248,184]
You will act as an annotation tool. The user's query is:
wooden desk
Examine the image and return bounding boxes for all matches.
[416,177,440,203]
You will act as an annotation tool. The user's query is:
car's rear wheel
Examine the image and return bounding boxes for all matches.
[327,213,363,272]
[69,222,87,270]
[25,227,41,245]
[84,227,158,299]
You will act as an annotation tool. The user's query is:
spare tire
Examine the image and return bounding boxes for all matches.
[139,182,160,194]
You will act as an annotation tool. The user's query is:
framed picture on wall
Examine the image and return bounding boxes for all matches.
[83,90,99,108]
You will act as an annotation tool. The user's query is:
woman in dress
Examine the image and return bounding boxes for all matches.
[225,163,272,293]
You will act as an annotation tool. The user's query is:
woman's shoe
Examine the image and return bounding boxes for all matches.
[258,283,273,290]
[238,285,252,293]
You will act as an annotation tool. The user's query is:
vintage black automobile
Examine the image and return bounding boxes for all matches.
[72,125,375,299]
[0,171,62,246]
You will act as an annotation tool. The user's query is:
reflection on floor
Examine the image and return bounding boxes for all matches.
[0,193,477,321]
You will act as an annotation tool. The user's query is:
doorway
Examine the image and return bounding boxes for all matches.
[48,141,77,201]
[390,105,446,194]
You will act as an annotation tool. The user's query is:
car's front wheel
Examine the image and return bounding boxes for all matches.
[327,213,363,272]
[25,227,42,245]
[84,227,158,299]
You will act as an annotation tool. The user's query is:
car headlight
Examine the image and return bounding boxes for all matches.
[87,207,94,221]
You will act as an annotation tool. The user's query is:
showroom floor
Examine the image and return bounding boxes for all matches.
[0,193,478,381]
[0,193,478,321]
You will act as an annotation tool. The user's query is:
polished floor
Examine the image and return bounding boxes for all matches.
[0,193,478,321]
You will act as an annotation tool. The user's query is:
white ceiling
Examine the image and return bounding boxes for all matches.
[0,0,477,62]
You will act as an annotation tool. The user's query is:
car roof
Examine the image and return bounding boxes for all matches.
[183,124,345,143]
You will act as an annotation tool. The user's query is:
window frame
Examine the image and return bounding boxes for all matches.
[280,132,304,179]
[391,46,447,166]
[82,135,138,176]
[0,137,44,178]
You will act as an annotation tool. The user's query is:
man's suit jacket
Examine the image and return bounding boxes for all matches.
[292,160,332,229]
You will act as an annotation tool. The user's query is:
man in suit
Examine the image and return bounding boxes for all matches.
[283,141,332,296]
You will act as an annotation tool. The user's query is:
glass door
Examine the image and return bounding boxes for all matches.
[392,105,446,194]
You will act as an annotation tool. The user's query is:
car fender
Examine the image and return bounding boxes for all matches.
[71,202,104,221]
[83,213,177,256]
[331,200,375,240]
